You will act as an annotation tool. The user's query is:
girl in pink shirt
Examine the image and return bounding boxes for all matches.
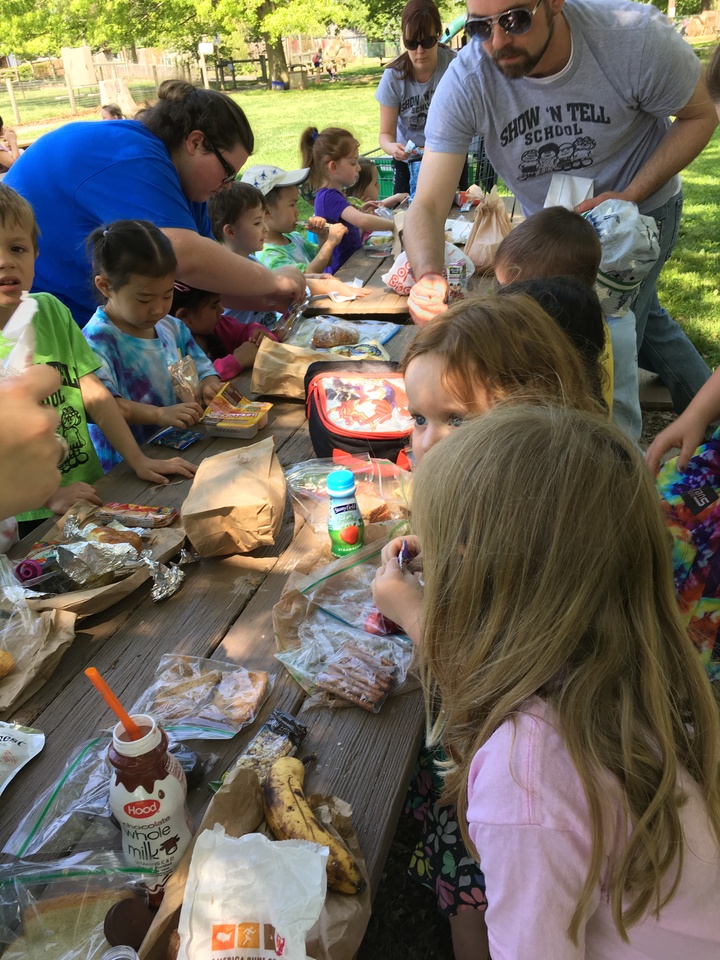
[380,404,720,960]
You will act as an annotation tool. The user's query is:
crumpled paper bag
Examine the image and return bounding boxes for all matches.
[251,338,331,400]
[181,437,286,557]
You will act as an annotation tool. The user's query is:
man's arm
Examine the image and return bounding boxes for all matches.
[162,228,305,312]
[577,76,717,212]
[403,149,465,325]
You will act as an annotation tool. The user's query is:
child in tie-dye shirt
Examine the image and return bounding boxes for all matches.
[83,220,221,470]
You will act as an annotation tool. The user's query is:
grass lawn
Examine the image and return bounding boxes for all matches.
[3,49,719,366]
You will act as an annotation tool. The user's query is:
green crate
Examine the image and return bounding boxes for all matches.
[371,156,395,200]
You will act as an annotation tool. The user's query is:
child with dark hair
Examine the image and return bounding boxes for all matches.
[346,157,408,209]
[83,219,221,470]
[171,282,276,381]
[0,188,195,523]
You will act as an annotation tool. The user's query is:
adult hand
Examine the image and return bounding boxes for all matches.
[270,266,307,312]
[372,559,423,647]
[157,401,203,428]
[575,191,634,214]
[408,273,448,326]
[134,456,197,485]
[47,481,103,516]
[0,365,64,519]
[645,413,707,476]
[389,142,410,162]
[200,375,222,406]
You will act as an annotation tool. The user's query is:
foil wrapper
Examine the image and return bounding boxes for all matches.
[145,558,186,602]
[57,541,142,587]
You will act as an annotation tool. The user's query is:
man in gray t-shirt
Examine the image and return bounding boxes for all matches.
[404,0,717,416]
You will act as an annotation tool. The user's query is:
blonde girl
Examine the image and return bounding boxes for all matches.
[299,126,390,272]
[405,404,720,958]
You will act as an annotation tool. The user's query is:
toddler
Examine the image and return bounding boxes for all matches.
[347,157,408,210]
[372,292,601,960]
[171,282,276,381]
[0,186,195,523]
[83,219,221,471]
[299,126,391,272]
[242,164,347,274]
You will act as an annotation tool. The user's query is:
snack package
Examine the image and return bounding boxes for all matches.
[0,556,76,716]
[0,852,155,960]
[5,734,216,859]
[202,382,272,439]
[0,721,44,798]
[211,709,308,792]
[285,455,411,542]
[150,427,203,451]
[95,503,180,529]
[128,654,272,740]
[169,355,200,404]
[381,242,474,296]
[177,827,327,960]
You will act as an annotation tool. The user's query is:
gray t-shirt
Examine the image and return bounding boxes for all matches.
[424,0,700,215]
[375,44,456,148]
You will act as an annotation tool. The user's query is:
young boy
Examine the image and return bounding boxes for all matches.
[240,165,346,274]
[0,184,196,525]
[493,206,626,433]
[208,179,369,315]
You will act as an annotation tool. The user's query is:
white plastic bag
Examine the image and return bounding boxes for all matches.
[584,199,660,317]
[177,827,327,960]
[381,242,474,296]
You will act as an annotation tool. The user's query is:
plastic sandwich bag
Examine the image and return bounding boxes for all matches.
[177,826,327,960]
[0,851,155,960]
[584,199,660,317]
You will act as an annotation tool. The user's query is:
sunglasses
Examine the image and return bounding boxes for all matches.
[465,0,544,43]
[203,136,237,184]
[404,36,439,51]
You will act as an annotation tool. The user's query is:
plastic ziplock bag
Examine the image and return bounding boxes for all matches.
[0,556,76,716]
[584,199,660,317]
[177,827,327,960]
[274,542,415,712]
[286,318,401,350]
[169,354,200,403]
[4,734,216,859]
[0,294,37,379]
[0,850,155,960]
[0,721,44,798]
[128,654,272,740]
[285,455,411,542]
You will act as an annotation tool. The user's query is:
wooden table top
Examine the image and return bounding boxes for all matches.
[0,325,423,919]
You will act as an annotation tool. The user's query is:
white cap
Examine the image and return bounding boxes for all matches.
[240,164,310,196]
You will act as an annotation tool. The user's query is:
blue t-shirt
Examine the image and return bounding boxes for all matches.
[314,188,361,273]
[223,254,280,328]
[5,121,213,326]
[83,306,215,470]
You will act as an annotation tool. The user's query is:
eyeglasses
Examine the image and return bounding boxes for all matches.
[203,136,237,184]
[465,0,544,43]
[404,36,439,51]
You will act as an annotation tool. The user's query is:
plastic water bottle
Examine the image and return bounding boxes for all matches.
[327,469,364,557]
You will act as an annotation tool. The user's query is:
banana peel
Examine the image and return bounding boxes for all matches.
[263,756,366,895]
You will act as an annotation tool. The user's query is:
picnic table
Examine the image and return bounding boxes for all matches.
[0,324,423,923]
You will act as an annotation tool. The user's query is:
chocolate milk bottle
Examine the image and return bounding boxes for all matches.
[108,714,193,902]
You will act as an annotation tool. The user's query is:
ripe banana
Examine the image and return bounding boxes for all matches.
[263,756,366,895]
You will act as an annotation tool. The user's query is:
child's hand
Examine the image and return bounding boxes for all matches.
[47,482,103,515]
[134,456,197,485]
[249,327,275,345]
[645,413,707,476]
[327,223,347,246]
[200,376,222,406]
[383,193,410,208]
[232,342,259,369]
[361,200,380,214]
[307,216,327,234]
[372,558,423,647]
[380,535,421,566]
[157,402,203,429]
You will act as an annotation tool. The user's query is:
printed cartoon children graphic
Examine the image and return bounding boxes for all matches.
[518,136,596,179]
[58,405,89,473]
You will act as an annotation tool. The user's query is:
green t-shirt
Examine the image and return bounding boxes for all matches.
[0,292,103,521]
[256,232,318,272]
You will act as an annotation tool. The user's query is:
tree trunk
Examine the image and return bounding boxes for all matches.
[262,33,288,83]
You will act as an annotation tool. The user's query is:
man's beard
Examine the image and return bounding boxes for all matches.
[491,8,555,79]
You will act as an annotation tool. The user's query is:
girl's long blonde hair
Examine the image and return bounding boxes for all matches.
[413,404,720,943]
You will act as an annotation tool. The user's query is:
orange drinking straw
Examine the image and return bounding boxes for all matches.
[85,666,143,741]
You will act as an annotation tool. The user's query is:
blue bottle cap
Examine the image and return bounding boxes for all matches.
[326,469,356,497]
